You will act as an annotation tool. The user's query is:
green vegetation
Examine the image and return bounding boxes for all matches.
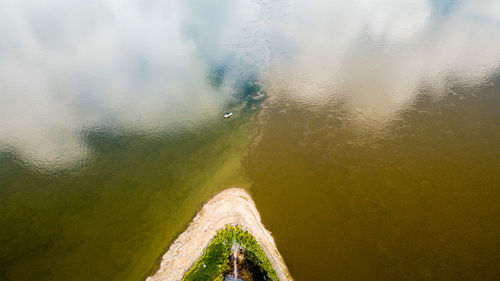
[182,225,279,281]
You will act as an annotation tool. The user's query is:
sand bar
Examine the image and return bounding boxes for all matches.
[146,188,292,281]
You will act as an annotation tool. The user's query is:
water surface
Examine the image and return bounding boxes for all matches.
[1,0,500,280]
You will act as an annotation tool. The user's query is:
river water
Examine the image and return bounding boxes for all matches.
[1,0,499,280]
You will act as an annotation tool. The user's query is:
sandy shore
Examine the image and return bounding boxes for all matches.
[146,188,292,281]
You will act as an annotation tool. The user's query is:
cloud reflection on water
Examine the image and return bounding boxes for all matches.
[271,0,500,109]
[0,0,499,165]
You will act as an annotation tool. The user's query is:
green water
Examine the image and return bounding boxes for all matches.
[0,114,254,281]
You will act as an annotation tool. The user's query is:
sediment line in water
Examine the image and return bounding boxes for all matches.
[146,188,292,281]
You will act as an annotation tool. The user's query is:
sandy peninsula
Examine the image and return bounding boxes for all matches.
[146,188,292,281]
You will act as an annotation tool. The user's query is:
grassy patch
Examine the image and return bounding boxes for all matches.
[182,225,279,281]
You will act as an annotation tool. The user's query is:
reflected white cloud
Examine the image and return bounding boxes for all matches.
[0,0,499,165]
[272,0,500,110]
[0,0,263,165]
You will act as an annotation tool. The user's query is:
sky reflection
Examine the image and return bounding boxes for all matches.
[0,0,499,165]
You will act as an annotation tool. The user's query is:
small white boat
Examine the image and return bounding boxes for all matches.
[224,112,233,118]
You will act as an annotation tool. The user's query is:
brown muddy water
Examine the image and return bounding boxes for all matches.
[246,78,500,280]
[1,0,500,281]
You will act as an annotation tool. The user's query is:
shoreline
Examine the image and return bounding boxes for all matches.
[146,188,292,281]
